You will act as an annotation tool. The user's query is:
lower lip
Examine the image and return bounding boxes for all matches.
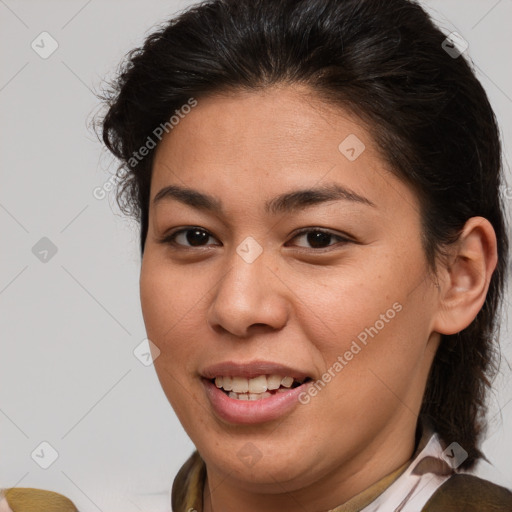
[202,378,310,425]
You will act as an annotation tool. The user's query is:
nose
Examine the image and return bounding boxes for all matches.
[206,246,290,338]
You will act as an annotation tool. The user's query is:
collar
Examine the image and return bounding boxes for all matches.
[361,420,458,512]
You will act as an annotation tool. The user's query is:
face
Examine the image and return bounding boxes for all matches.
[140,84,442,495]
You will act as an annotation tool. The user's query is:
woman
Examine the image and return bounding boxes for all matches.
[97,0,512,510]
[4,0,510,510]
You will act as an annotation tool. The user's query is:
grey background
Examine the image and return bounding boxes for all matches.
[1,1,511,511]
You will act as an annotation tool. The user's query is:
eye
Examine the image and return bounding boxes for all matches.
[158,226,352,251]
[287,228,351,250]
[159,227,219,248]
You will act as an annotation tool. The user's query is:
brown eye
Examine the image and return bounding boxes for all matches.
[289,229,351,250]
[160,227,219,248]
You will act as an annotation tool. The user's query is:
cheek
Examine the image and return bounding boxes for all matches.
[139,254,208,380]
[291,263,404,355]
[140,253,203,337]
[139,254,209,422]
[331,313,431,428]
[293,256,432,397]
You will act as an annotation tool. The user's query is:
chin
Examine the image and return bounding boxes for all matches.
[203,433,322,487]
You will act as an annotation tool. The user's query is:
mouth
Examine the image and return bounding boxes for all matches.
[210,374,312,401]
[200,361,314,424]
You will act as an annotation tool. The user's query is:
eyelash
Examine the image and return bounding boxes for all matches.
[157,226,352,252]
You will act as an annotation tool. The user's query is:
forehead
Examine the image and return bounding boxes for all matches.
[153,84,372,166]
[150,85,418,218]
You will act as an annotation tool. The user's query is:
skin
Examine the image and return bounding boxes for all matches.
[140,84,497,512]
[0,496,12,512]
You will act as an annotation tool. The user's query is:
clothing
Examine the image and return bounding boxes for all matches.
[171,421,512,511]
[0,488,78,512]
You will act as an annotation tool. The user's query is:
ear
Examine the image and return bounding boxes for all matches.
[432,216,498,335]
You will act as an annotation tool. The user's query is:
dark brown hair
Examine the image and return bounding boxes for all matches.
[99,0,509,469]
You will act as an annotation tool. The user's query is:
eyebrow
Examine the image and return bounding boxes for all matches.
[152,183,376,215]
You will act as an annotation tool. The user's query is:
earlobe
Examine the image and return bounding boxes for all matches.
[432,216,498,336]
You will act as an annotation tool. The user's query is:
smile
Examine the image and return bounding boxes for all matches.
[212,374,308,400]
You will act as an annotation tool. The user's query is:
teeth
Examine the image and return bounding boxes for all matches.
[281,376,294,388]
[248,375,267,393]
[222,376,233,391]
[214,374,304,396]
[267,375,282,390]
[231,377,249,393]
[228,391,272,401]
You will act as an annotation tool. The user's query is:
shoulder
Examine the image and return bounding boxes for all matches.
[1,488,78,511]
[422,473,512,511]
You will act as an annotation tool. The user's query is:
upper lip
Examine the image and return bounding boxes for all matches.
[201,360,311,381]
